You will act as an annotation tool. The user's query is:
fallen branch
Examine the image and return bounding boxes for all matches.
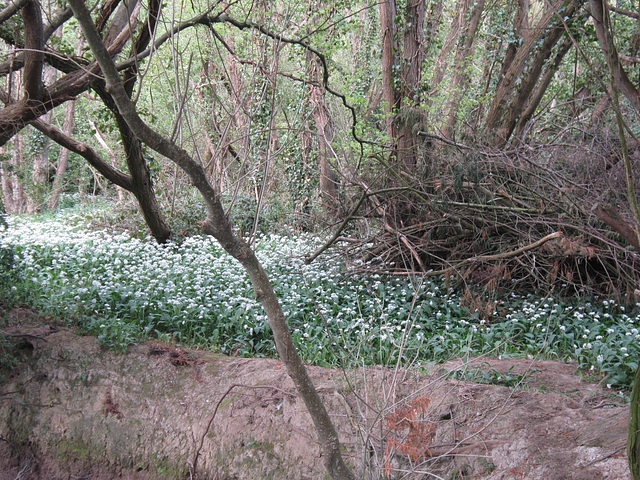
[423,231,563,277]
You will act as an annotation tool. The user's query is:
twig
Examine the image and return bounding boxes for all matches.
[305,186,411,264]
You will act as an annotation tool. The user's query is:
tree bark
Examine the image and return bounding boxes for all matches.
[8,134,26,213]
[496,4,581,142]
[379,0,426,168]
[48,99,76,210]
[590,0,640,114]
[396,0,425,168]
[515,37,573,138]
[0,147,16,214]
[307,51,338,209]
[442,0,486,138]
[21,0,44,103]
[594,204,640,250]
[427,0,469,111]
[28,64,59,213]
[485,0,584,145]
[379,0,399,142]
[630,363,640,479]
[68,1,355,478]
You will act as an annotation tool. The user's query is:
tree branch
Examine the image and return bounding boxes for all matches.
[68,1,355,478]
[609,4,639,19]
[0,0,27,25]
[424,232,564,277]
[593,204,640,250]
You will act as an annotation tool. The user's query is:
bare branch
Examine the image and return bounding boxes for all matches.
[0,0,27,25]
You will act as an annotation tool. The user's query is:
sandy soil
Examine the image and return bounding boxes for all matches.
[0,307,633,479]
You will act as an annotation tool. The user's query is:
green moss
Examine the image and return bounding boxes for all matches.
[245,440,274,452]
[152,454,189,479]
[53,438,189,479]
[219,395,236,410]
[55,438,101,462]
[3,404,34,444]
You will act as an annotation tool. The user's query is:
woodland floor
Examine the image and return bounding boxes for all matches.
[0,306,634,480]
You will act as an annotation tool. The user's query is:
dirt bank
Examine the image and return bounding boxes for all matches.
[0,307,633,479]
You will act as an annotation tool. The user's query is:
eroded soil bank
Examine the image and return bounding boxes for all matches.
[0,307,633,479]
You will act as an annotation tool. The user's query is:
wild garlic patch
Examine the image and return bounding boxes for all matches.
[2,212,640,387]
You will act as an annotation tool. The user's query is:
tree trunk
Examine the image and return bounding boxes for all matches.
[379,0,399,143]
[630,364,640,479]
[442,0,486,138]
[485,0,583,145]
[0,147,16,214]
[11,135,27,213]
[379,0,426,168]
[21,0,46,213]
[496,7,580,143]
[48,100,75,211]
[29,63,59,213]
[427,0,470,111]
[28,124,50,214]
[590,0,640,114]
[396,0,425,168]
[515,37,573,138]
[307,51,338,210]
[21,0,44,103]
[68,2,355,479]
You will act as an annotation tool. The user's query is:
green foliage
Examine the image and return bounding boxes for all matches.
[0,201,21,309]
[0,245,19,308]
[448,362,534,388]
[2,207,640,391]
[222,194,285,238]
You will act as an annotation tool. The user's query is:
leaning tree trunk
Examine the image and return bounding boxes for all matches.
[495,2,584,143]
[484,0,581,145]
[515,37,573,138]
[590,0,640,115]
[68,2,356,479]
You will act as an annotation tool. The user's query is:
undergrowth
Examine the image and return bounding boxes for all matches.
[1,202,639,387]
